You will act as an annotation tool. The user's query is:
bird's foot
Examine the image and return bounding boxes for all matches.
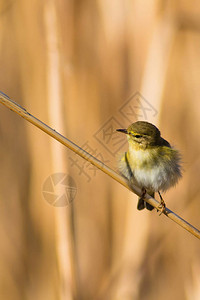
[157,191,166,215]
[141,187,146,199]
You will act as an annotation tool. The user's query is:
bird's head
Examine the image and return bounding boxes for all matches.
[116,121,161,148]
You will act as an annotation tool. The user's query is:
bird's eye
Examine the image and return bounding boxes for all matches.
[134,134,142,138]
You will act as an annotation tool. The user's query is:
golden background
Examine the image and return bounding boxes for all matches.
[0,1,200,299]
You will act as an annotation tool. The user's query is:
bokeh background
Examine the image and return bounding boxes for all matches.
[0,1,200,299]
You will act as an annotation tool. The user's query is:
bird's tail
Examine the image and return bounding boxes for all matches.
[137,192,154,211]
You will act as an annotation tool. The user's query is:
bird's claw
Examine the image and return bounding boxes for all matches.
[141,187,146,198]
[157,191,166,215]
[157,200,166,215]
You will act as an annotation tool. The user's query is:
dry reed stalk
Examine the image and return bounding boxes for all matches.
[141,15,176,120]
[0,91,199,241]
[44,2,77,299]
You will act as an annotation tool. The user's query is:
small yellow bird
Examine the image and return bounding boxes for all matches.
[116,121,182,211]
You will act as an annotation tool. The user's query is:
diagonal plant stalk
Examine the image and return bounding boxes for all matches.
[0,91,200,239]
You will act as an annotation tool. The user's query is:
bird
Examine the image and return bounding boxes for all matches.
[116,121,182,212]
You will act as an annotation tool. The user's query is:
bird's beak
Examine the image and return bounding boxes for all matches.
[116,129,128,134]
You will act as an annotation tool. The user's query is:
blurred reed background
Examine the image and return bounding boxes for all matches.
[0,1,200,299]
